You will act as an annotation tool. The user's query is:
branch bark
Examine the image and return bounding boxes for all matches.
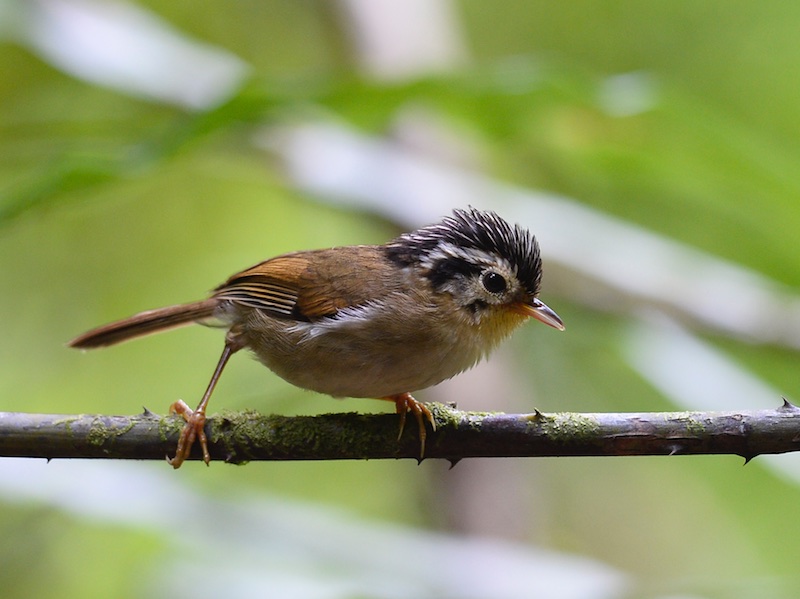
[2,401,800,464]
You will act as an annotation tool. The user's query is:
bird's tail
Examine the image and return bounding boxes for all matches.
[69,299,218,349]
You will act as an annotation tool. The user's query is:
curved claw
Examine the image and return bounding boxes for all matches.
[164,340,240,469]
[167,400,210,468]
[387,392,436,458]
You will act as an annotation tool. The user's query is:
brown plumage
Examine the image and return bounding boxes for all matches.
[70,208,564,468]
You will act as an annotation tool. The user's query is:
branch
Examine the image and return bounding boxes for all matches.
[2,401,800,464]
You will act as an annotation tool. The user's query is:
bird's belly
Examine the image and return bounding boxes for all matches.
[246,319,485,399]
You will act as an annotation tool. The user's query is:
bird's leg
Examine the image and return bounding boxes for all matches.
[383,392,436,458]
[167,333,243,468]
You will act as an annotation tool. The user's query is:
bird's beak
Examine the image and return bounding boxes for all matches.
[513,298,565,331]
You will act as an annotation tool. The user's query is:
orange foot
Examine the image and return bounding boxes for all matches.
[386,392,436,458]
[167,400,210,469]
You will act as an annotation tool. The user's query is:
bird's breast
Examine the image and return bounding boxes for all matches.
[236,296,508,398]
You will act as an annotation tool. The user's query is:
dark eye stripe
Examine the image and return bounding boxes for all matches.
[384,208,542,296]
[425,256,482,291]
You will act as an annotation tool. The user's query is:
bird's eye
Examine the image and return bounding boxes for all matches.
[481,271,507,294]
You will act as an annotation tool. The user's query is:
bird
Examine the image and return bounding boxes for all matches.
[69,207,564,467]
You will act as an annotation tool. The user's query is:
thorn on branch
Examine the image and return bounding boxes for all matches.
[741,454,756,465]
[780,397,800,412]
[528,409,547,423]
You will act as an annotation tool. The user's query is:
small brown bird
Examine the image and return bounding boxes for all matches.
[70,208,564,467]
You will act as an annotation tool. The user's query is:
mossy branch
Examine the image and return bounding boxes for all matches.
[2,401,800,464]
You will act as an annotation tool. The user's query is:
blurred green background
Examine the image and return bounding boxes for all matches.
[3,1,800,598]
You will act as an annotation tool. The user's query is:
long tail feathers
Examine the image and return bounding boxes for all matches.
[69,299,218,349]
